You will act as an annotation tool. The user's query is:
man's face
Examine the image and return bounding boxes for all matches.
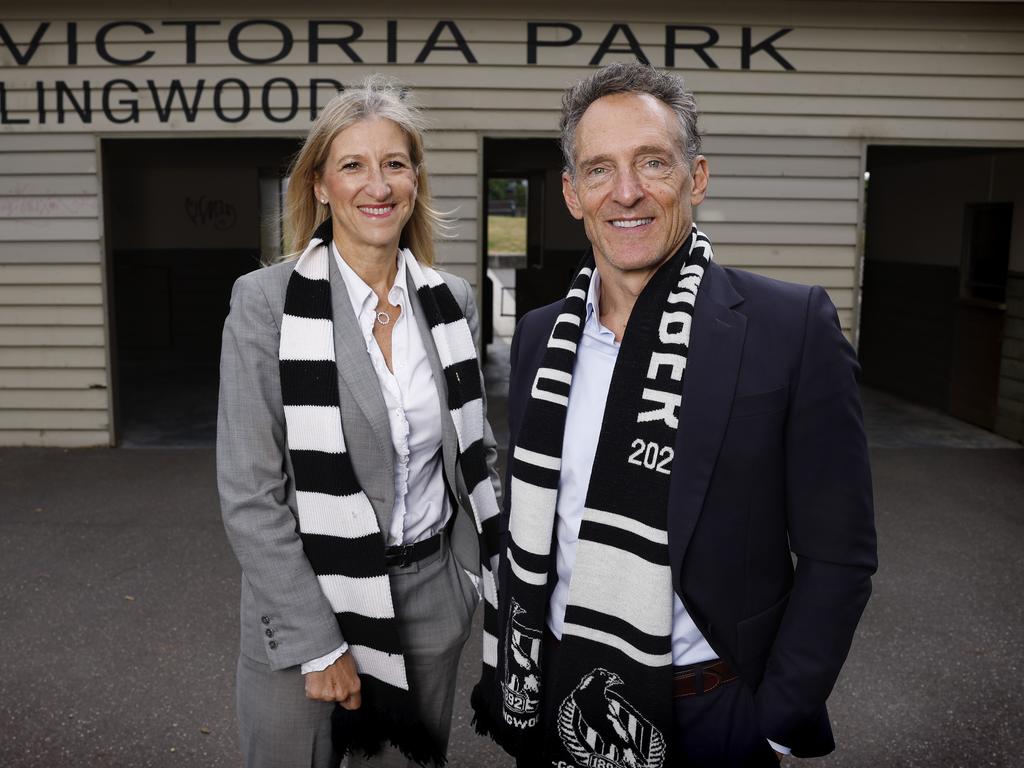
[562,92,708,279]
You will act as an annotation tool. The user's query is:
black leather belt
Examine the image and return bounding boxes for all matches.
[384,532,443,568]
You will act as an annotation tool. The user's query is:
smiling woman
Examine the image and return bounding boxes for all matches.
[313,117,419,264]
[280,76,445,266]
[216,76,502,768]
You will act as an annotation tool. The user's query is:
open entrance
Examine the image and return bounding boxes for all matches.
[858,145,1024,438]
[103,137,300,446]
[483,138,588,344]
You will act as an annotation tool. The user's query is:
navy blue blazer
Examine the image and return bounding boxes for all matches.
[502,259,877,757]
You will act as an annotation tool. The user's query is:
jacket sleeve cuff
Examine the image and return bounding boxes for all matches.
[300,642,349,675]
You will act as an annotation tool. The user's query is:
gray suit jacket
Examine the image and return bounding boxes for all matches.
[217,254,499,671]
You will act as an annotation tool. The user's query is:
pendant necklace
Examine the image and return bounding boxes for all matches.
[375,310,391,326]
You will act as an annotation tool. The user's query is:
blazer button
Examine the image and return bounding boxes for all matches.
[268,640,278,650]
[261,616,270,625]
[265,628,274,638]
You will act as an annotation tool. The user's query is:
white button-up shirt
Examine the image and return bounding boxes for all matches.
[332,244,451,547]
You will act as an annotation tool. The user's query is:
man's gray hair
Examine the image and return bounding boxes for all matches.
[559,62,702,177]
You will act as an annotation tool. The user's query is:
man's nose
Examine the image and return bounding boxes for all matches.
[611,167,644,206]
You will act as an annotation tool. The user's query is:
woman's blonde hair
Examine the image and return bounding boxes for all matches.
[279,75,446,265]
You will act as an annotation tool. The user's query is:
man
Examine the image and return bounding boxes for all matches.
[473,62,877,767]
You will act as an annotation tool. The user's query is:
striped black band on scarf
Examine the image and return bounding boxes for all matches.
[279,361,342,406]
[289,450,364,498]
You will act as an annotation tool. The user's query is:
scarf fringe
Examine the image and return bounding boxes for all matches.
[470,679,543,762]
[469,677,495,738]
[333,701,447,767]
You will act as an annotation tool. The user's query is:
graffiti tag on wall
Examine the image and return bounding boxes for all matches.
[185,195,236,231]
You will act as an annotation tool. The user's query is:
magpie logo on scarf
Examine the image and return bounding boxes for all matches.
[279,218,502,766]
[472,226,714,767]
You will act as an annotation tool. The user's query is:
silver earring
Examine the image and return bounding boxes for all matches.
[321,198,328,204]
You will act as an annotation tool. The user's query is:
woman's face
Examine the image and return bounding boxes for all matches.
[314,117,418,257]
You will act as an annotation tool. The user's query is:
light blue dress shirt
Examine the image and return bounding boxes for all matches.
[547,270,716,666]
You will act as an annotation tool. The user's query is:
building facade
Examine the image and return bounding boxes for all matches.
[1,0,1022,446]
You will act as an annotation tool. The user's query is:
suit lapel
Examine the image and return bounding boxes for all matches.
[327,252,395,526]
[406,270,460,488]
[667,261,746,596]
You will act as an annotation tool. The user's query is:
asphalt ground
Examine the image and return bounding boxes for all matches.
[1,347,1022,767]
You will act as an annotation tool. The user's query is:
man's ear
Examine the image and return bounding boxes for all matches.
[562,171,583,221]
[690,156,709,206]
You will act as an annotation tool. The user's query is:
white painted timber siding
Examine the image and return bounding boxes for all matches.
[1,1,1023,445]
[424,130,480,285]
[698,135,863,333]
[0,133,109,446]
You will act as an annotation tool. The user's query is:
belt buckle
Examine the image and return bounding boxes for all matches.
[385,544,412,568]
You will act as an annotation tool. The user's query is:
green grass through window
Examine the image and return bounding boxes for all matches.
[487,215,526,255]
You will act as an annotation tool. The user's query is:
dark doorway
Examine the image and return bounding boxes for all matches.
[858,145,1024,433]
[103,137,300,446]
[483,138,588,342]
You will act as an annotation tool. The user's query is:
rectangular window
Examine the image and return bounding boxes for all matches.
[486,177,528,261]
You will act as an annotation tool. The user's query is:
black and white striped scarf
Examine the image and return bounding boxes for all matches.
[279,219,501,765]
[474,227,713,768]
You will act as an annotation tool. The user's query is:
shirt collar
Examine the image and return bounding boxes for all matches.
[583,268,618,345]
[390,248,410,311]
[585,268,601,322]
[331,243,413,326]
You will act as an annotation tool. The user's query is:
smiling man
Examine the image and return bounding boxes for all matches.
[472,63,877,768]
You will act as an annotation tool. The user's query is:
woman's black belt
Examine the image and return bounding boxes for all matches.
[383,531,443,568]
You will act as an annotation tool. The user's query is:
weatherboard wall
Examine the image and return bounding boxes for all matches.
[1,0,1022,445]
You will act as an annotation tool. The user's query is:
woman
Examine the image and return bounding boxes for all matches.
[217,77,501,768]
